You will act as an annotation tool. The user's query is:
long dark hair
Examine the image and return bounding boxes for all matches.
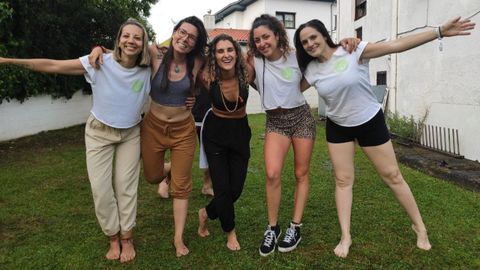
[160,16,208,94]
[248,14,291,58]
[207,34,248,90]
[294,19,338,72]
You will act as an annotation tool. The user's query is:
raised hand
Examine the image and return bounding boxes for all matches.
[441,16,476,37]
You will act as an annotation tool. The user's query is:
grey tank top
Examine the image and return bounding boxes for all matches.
[150,62,191,106]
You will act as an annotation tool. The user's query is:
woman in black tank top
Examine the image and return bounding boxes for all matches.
[197,34,254,251]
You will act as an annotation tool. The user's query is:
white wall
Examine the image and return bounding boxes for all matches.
[0,91,91,141]
[336,0,480,161]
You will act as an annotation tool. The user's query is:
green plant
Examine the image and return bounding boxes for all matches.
[386,110,427,142]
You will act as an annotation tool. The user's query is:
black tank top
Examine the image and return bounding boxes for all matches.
[209,80,248,112]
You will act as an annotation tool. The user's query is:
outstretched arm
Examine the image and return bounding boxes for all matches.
[361,16,475,60]
[0,57,85,75]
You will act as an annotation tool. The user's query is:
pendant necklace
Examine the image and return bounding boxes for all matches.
[174,63,180,73]
[219,79,239,113]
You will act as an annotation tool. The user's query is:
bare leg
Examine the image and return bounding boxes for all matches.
[173,198,190,257]
[197,208,210,237]
[119,231,135,263]
[291,137,314,224]
[328,142,355,258]
[362,140,431,251]
[201,169,214,196]
[157,162,171,198]
[226,229,241,251]
[105,234,120,260]
[264,132,291,226]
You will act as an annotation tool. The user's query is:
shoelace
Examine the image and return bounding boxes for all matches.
[283,226,296,243]
[262,229,276,248]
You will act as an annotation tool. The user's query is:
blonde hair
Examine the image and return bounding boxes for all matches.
[113,18,151,67]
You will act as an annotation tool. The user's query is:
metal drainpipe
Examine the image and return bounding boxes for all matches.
[390,0,399,113]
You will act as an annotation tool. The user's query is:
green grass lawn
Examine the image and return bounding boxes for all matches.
[1,113,479,269]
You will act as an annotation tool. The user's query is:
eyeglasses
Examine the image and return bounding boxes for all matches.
[176,28,197,44]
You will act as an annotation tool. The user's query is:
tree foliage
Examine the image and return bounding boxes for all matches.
[0,0,158,103]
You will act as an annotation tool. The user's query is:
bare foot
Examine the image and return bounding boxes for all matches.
[201,186,214,196]
[174,240,190,257]
[334,236,352,258]
[119,238,136,263]
[226,230,241,251]
[412,224,432,250]
[157,178,169,198]
[105,235,120,260]
[198,208,210,237]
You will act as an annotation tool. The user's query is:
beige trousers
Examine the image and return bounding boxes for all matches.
[84,114,141,236]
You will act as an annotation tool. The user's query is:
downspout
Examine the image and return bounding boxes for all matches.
[330,0,335,38]
[389,0,399,113]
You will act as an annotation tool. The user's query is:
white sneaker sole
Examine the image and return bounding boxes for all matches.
[277,237,302,253]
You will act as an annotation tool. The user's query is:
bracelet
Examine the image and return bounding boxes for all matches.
[436,26,443,39]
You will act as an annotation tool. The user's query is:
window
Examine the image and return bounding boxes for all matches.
[355,27,362,40]
[355,0,367,20]
[376,71,387,85]
[276,12,295,29]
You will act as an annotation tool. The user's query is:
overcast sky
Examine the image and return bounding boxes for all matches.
[147,0,235,43]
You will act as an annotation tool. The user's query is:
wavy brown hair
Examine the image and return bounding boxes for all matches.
[206,34,248,90]
[248,14,291,58]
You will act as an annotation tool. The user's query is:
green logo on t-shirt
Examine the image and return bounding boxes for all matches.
[334,58,348,73]
[131,80,144,92]
[281,67,294,80]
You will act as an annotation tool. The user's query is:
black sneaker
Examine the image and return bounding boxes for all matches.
[278,222,302,252]
[259,225,281,256]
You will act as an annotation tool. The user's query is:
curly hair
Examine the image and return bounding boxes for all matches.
[160,16,208,94]
[207,34,249,90]
[248,14,291,58]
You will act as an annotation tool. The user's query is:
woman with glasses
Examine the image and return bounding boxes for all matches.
[91,16,208,257]
[141,16,208,257]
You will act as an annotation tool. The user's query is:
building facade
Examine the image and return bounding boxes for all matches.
[336,0,480,161]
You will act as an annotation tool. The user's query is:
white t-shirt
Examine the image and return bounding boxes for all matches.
[254,52,306,110]
[79,54,151,128]
[304,41,381,127]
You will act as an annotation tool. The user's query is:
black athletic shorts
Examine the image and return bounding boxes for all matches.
[326,109,390,147]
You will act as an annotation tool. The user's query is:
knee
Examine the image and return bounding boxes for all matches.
[144,173,164,184]
[294,167,309,182]
[265,170,281,187]
[380,167,403,186]
[335,173,354,190]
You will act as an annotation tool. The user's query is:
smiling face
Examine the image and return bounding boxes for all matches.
[299,26,329,58]
[118,24,144,57]
[253,25,282,61]
[214,40,237,73]
[172,22,198,54]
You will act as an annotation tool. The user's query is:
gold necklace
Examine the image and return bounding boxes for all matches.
[218,79,239,113]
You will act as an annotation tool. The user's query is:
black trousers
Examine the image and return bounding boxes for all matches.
[203,113,251,232]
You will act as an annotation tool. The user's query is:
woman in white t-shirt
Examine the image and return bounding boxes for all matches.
[0,19,152,263]
[294,17,475,258]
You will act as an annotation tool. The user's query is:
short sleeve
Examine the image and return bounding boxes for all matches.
[353,41,369,61]
[79,55,96,84]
